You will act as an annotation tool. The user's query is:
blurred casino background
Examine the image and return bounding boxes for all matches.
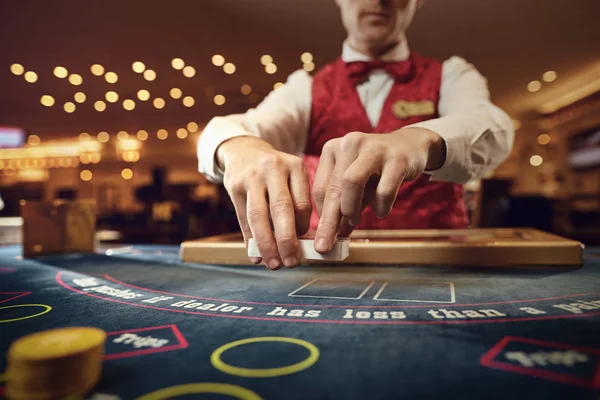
[1,0,599,245]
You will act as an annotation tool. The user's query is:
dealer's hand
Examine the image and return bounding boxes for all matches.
[312,128,446,253]
[216,136,312,270]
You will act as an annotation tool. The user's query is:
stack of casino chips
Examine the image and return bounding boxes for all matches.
[5,327,106,400]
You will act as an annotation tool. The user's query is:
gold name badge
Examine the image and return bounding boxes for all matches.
[392,100,435,119]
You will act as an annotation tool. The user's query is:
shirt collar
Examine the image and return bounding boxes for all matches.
[341,39,410,63]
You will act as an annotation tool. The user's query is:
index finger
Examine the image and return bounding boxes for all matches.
[314,169,343,253]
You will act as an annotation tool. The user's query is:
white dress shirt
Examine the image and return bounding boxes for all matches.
[198,41,514,184]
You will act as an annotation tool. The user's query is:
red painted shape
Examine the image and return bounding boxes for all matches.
[103,273,600,309]
[0,267,17,273]
[480,336,600,389]
[0,292,31,304]
[103,324,188,361]
[56,272,600,325]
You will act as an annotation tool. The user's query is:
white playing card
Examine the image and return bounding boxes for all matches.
[248,238,350,261]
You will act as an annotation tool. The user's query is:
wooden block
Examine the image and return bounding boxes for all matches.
[20,199,96,257]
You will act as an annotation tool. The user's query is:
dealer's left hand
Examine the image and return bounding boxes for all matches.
[312,127,446,254]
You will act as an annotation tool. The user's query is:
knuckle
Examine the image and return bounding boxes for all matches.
[322,138,339,154]
[389,153,409,168]
[312,184,326,202]
[260,154,283,171]
[340,204,357,218]
[254,236,276,252]
[326,184,342,200]
[246,207,268,224]
[287,156,304,170]
[270,198,294,214]
[318,218,339,232]
[341,173,363,190]
[276,234,297,247]
[295,200,312,214]
[377,185,398,202]
[341,131,364,150]
[226,179,245,194]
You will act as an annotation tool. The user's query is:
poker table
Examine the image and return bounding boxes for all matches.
[0,239,599,400]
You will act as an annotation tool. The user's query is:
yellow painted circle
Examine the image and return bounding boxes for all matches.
[0,304,52,323]
[211,337,319,378]
[135,383,262,400]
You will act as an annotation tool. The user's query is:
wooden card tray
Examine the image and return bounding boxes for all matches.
[180,228,584,267]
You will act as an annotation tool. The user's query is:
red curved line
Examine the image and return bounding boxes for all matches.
[102,274,600,309]
[0,292,32,304]
[56,272,600,325]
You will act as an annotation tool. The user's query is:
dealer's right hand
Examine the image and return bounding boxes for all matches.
[216,136,312,270]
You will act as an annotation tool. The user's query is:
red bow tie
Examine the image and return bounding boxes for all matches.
[345,59,414,85]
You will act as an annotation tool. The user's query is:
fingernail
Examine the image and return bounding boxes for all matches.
[283,257,298,268]
[250,257,262,264]
[316,238,329,252]
[267,259,281,270]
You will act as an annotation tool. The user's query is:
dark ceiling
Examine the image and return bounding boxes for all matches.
[1,0,599,140]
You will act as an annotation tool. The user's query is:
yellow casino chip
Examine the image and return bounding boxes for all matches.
[8,327,106,362]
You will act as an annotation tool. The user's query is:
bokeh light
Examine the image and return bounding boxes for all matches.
[170,88,183,99]
[137,130,149,141]
[64,102,76,113]
[157,129,168,140]
[301,52,313,63]
[543,71,557,83]
[28,135,41,146]
[143,69,156,81]
[97,132,109,143]
[537,134,551,145]
[153,98,165,109]
[94,101,107,112]
[121,168,134,180]
[530,155,543,167]
[132,61,146,73]
[74,92,86,103]
[183,66,195,78]
[90,64,104,76]
[24,71,38,83]
[241,84,252,95]
[105,72,118,84]
[176,128,188,139]
[171,58,185,70]
[527,80,542,92]
[303,62,315,72]
[10,64,24,75]
[260,55,273,65]
[80,170,92,181]
[137,90,150,101]
[187,122,199,132]
[54,66,68,78]
[68,74,83,85]
[265,63,277,74]
[223,63,236,74]
[41,95,55,107]
[182,96,195,107]
[105,91,119,103]
[212,55,225,66]
[214,95,226,106]
[123,99,135,111]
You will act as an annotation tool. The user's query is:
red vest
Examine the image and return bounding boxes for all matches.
[304,54,468,230]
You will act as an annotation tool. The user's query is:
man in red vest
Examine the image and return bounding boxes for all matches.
[198,0,514,270]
